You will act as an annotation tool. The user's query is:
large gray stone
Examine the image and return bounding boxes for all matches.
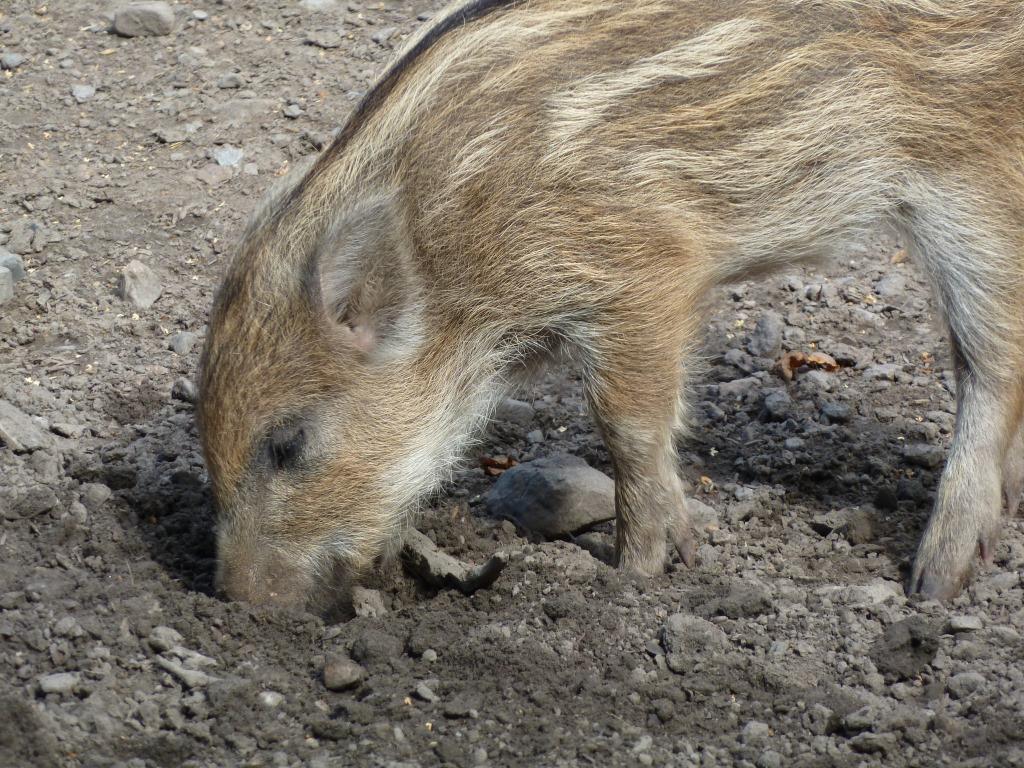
[0,401,52,453]
[117,260,162,309]
[0,249,26,281]
[747,311,784,358]
[486,454,614,538]
[493,398,535,428]
[113,2,175,37]
[0,267,12,305]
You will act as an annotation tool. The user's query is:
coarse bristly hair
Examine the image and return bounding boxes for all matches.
[199,0,1024,608]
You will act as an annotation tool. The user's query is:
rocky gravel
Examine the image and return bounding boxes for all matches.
[2,1,1024,767]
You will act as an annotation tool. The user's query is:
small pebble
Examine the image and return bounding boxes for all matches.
[948,615,983,633]
[323,654,365,691]
[214,145,243,167]
[414,682,439,703]
[113,2,176,37]
[117,260,162,309]
[71,84,96,103]
[1,53,25,71]
[258,691,284,708]
[39,672,79,695]
[168,331,198,356]
[0,267,12,305]
[171,378,198,403]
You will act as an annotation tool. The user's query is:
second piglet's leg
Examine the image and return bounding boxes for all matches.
[585,351,696,577]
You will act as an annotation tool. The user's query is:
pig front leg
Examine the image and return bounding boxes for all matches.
[584,350,697,576]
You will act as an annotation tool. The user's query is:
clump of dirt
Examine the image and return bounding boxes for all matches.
[2,2,1023,766]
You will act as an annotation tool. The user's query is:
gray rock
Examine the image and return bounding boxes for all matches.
[0,249,26,281]
[402,528,507,594]
[687,497,718,531]
[902,443,945,469]
[213,145,243,167]
[0,267,12,305]
[323,654,365,691]
[875,273,906,298]
[258,690,283,708]
[52,422,85,439]
[305,30,343,49]
[947,615,983,633]
[351,586,387,618]
[113,2,176,37]
[216,72,244,89]
[148,625,184,652]
[283,104,303,119]
[573,531,613,563]
[155,656,218,688]
[80,483,113,511]
[12,486,60,518]
[414,682,439,703]
[117,260,162,309]
[6,220,46,254]
[947,671,986,699]
[171,377,198,403]
[54,617,84,638]
[762,389,791,421]
[718,376,760,400]
[350,629,403,665]
[1,53,26,70]
[486,454,614,538]
[849,732,897,756]
[168,331,198,355]
[71,84,96,103]
[370,27,397,46]
[747,311,784,358]
[863,363,901,381]
[740,720,770,745]
[493,398,535,427]
[0,400,52,453]
[820,401,851,423]
[38,672,79,695]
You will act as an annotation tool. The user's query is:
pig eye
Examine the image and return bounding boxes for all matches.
[265,424,306,471]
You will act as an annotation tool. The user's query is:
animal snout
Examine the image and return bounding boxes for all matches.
[216,548,312,608]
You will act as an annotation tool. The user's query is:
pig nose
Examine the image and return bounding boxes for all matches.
[217,551,311,608]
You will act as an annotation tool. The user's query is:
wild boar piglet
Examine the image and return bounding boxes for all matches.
[199,0,1024,607]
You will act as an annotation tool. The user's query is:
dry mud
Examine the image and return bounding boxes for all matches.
[1,2,1023,766]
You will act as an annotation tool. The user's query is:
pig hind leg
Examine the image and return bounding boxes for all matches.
[905,197,1024,599]
[1001,424,1024,515]
[582,336,698,576]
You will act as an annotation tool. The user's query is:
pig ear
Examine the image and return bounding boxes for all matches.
[310,193,423,359]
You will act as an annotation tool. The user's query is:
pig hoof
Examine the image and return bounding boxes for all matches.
[909,525,1000,600]
[668,518,697,568]
[908,561,969,601]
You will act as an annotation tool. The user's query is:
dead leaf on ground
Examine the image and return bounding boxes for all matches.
[779,351,841,382]
[480,455,517,477]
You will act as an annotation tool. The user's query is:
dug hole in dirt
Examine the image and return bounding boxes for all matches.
[1,2,1023,767]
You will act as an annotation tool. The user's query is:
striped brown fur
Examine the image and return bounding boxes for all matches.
[200,0,1024,607]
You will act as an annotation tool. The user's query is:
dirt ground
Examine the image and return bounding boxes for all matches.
[2,2,1024,767]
